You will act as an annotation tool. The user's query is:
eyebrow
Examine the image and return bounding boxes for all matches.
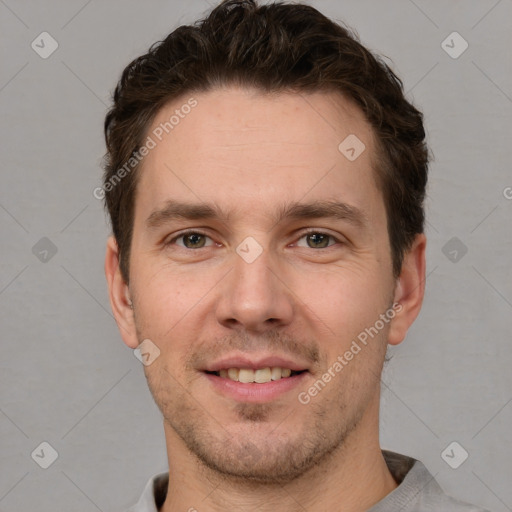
[145,199,368,230]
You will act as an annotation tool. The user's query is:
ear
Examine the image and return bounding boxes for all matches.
[104,236,139,349]
[387,233,426,346]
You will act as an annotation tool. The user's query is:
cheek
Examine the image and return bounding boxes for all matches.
[131,245,393,352]
[296,264,388,323]
[292,267,393,378]
[132,264,213,342]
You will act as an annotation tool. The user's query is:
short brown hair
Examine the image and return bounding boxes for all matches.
[103,0,429,282]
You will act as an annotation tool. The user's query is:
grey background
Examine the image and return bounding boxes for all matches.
[1,0,511,511]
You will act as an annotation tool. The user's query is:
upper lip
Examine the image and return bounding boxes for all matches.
[202,354,310,372]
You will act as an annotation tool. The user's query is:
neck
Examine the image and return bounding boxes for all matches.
[160,399,397,512]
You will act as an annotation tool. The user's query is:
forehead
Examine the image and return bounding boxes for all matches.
[134,86,384,228]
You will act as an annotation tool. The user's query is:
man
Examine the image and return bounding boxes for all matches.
[102,1,490,510]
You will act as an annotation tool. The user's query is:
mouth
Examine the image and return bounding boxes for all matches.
[200,354,311,402]
[204,367,307,384]
[201,356,310,402]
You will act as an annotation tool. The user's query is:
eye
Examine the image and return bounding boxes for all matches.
[165,229,342,250]
[295,230,341,249]
[167,230,214,249]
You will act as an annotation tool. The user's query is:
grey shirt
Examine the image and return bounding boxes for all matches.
[124,450,490,512]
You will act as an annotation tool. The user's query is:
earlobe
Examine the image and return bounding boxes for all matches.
[387,233,427,346]
[104,236,139,348]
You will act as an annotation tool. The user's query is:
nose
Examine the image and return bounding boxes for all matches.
[215,245,294,334]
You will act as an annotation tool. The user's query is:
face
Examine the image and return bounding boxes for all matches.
[108,86,420,484]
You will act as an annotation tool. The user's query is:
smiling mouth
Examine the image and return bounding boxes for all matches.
[204,367,307,384]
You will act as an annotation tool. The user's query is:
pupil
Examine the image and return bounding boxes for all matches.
[309,233,328,248]
[186,234,204,248]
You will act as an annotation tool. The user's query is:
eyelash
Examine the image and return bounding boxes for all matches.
[166,229,342,249]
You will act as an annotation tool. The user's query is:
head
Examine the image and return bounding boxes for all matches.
[104,0,427,484]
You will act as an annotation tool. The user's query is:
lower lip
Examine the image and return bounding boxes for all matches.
[203,372,309,403]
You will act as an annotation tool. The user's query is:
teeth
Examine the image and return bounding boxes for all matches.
[239,368,255,383]
[216,367,298,383]
[227,368,239,381]
[271,367,282,381]
[255,368,271,383]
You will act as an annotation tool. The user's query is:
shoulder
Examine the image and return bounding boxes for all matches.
[415,491,492,512]
[121,472,169,512]
[376,450,493,512]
